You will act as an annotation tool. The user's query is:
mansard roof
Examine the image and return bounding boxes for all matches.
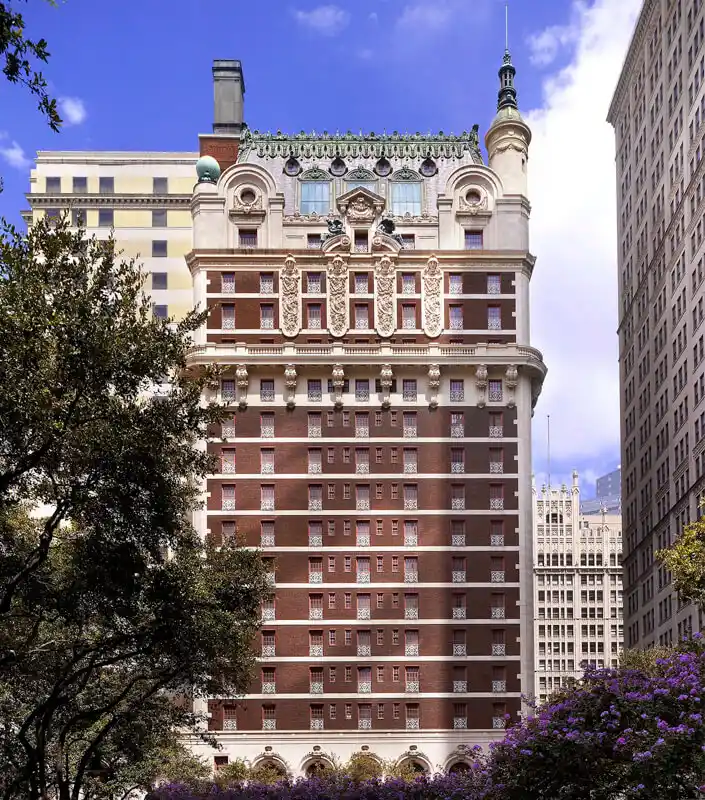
[237,126,483,164]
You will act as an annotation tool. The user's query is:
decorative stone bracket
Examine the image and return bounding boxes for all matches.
[505,364,518,408]
[475,364,488,408]
[332,364,345,409]
[379,364,393,409]
[236,364,249,410]
[284,364,297,410]
[428,364,440,409]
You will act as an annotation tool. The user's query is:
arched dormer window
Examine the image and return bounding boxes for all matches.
[299,167,331,215]
[389,168,422,216]
[346,167,376,193]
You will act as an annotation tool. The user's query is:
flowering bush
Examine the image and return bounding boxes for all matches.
[149,637,705,800]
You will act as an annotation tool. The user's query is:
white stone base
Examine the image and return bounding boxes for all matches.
[184,729,503,777]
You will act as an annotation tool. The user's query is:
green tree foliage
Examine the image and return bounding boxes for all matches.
[0,0,61,130]
[0,217,271,800]
[657,510,705,607]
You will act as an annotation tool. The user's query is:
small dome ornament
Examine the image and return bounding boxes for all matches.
[196,155,221,184]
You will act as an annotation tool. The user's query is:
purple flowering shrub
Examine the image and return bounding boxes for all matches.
[482,634,705,799]
[149,636,705,800]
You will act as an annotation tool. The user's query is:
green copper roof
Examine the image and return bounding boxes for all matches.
[238,125,483,162]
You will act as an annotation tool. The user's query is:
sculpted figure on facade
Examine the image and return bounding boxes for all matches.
[284,364,297,410]
[327,255,350,337]
[347,195,376,224]
[280,255,302,338]
[332,364,345,409]
[379,364,393,410]
[475,364,488,408]
[422,255,443,338]
[374,256,396,338]
[505,364,518,408]
[428,363,441,409]
[236,364,249,409]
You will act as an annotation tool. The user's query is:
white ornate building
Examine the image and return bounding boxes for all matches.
[533,473,623,704]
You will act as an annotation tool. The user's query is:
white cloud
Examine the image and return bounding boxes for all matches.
[395,0,455,31]
[527,20,581,66]
[0,132,30,169]
[292,5,350,36]
[526,0,642,466]
[58,96,87,126]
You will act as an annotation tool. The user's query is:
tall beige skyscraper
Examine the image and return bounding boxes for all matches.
[608,0,705,651]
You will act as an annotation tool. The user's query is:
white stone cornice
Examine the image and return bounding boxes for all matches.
[27,193,191,207]
[33,151,198,165]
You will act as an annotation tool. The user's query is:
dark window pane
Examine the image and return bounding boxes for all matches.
[152,209,167,227]
[99,177,114,194]
[152,240,168,257]
[152,272,168,290]
[153,304,168,319]
[72,177,87,193]
[153,177,168,194]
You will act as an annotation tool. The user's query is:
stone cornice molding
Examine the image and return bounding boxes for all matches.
[27,193,191,207]
[607,0,657,123]
[33,151,198,165]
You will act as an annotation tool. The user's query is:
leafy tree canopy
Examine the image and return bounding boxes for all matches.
[0,217,270,800]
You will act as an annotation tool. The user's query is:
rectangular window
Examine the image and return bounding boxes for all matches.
[402,274,416,294]
[487,306,502,330]
[449,274,463,294]
[222,304,235,330]
[45,176,61,193]
[487,274,501,294]
[400,234,415,250]
[307,234,322,249]
[239,228,258,247]
[151,239,168,258]
[260,412,274,438]
[152,209,167,227]
[261,448,275,474]
[402,379,417,401]
[151,271,168,290]
[71,208,87,226]
[98,209,113,227]
[355,379,370,402]
[260,273,274,294]
[354,231,368,252]
[449,306,463,330]
[402,304,416,329]
[260,379,275,402]
[301,181,331,215]
[260,304,275,329]
[153,176,168,194]
[260,485,275,511]
[72,176,87,193]
[451,448,465,473]
[354,304,369,329]
[391,181,422,216]
[307,304,323,328]
[403,484,418,510]
[99,177,114,194]
[489,380,503,402]
[403,449,417,474]
[450,380,464,402]
[464,230,483,249]
[152,304,168,319]
[308,379,323,402]
[221,272,235,293]
[307,272,322,293]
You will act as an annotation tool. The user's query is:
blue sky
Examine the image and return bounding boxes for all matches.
[0,0,640,497]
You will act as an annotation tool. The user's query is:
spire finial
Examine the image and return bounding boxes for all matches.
[496,5,518,114]
[505,2,509,52]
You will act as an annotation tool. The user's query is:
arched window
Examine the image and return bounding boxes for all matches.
[390,168,422,216]
[346,167,377,193]
[299,168,332,215]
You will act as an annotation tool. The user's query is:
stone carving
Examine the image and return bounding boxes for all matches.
[280,255,301,338]
[390,212,438,223]
[428,363,441,410]
[374,256,396,339]
[232,193,263,214]
[327,255,349,337]
[379,364,393,410]
[326,218,344,237]
[475,364,488,409]
[347,195,376,223]
[422,255,443,339]
[332,364,345,409]
[284,364,297,410]
[237,128,483,163]
[236,364,249,409]
[302,167,328,180]
[348,167,375,181]
[505,364,518,409]
[283,211,327,224]
[458,195,489,214]
[394,166,419,181]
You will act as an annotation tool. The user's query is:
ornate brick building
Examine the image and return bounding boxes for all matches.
[185,55,546,775]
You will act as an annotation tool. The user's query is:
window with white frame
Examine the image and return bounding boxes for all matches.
[403,484,418,510]
[354,304,369,329]
[449,274,463,295]
[403,448,417,474]
[307,272,322,293]
[221,380,236,403]
[308,411,323,437]
[221,448,236,473]
[260,379,275,402]
[309,485,323,510]
[260,304,275,329]
[451,448,465,473]
[402,304,416,329]
[390,178,422,216]
[489,379,503,402]
[450,379,464,402]
[403,411,417,437]
[449,306,463,330]
[356,484,370,510]
[355,379,370,401]
[261,484,275,511]
[487,305,502,330]
[402,274,415,294]
[261,412,274,437]
[222,485,236,511]
[260,273,274,294]
[402,379,417,401]
[487,274,501,294]
[261,520,275,547]
[355,448,370,474]
[451,485,465,510]
[355,273,369,294]
[260,448,275,473]
[300,179,331,215]
[222,272,235,293]
[222,305,235,329]
[308,448,322,474]
[307,304,322,329]
[308,379,323,402]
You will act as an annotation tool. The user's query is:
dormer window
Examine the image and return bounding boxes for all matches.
[300,168,331,216]
[390,169,422,216]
